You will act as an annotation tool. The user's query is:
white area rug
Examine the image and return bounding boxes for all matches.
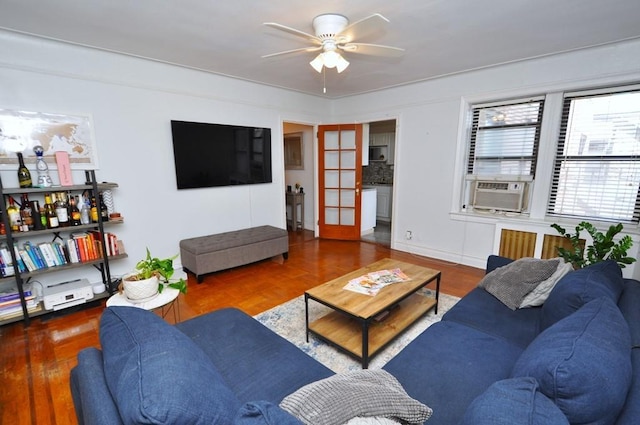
[254,289,460,373]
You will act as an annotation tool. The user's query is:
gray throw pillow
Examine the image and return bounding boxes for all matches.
[279,369,432,425]
[478,257,560,310]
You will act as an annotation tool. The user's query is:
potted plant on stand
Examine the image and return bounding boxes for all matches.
[120,248,187,301]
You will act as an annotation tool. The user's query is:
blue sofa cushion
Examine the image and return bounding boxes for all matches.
[176,308,334,404]
[384,320,525,425]
[460,377,569,425]
[443,287,542,348]
[512,297,632,425]
[540,260,624,330]
[100,306,240,424]
[235,401,302,425]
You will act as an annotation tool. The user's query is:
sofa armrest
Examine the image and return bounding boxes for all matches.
[70,348,123,425]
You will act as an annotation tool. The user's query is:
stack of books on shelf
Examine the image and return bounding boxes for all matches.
[0,232,122,274]
[0,284,41,320]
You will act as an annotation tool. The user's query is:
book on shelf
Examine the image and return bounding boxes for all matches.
[0,294,35,308]
[0,285,32,302]
[0,299,41,320]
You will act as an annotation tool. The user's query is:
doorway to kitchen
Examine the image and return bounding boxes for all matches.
[283,122,314,234]
[361,119,396,247]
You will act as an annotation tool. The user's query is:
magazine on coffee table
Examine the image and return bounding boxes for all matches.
[343,268,410,296]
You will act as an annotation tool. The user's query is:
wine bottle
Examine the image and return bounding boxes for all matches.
[31,200,45,230]
[44,193,59,228]
[55,191,69,227]
[6,196,21,232]
[17,153,32,188]
[19,194,34,231]
[99,192,109,222]
[70,195,82,226]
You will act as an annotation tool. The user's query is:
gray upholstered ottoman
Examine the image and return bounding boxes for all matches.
[179,225,289,283]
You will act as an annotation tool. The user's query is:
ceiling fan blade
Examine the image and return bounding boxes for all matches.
[263,22,321,44]
[340,43,405,57]
[262,46,322,59]
[338,13,389,43]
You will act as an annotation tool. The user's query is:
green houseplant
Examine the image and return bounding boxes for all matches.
[121,248,187,299]
[551,221,636,269]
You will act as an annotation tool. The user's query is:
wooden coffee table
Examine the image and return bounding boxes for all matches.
[305,258,441,368]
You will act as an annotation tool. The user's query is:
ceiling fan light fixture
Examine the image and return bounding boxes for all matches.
[309,51,350,73]
[310,54,324,73]
[335,55,349,73]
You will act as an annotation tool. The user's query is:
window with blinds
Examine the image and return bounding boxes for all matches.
[467,99,544,176]
[548,88,640,223]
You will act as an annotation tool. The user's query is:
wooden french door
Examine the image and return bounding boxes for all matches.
[318,124,363,240]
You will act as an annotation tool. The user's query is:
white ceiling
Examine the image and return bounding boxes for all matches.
[2,0,640,99]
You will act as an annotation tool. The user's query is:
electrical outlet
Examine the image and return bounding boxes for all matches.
[405,230,413,240]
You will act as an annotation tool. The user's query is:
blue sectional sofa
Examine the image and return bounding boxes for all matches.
[70,256,640,424]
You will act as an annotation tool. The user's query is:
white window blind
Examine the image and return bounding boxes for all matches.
[548,88,640,223]
[467,99,544,176]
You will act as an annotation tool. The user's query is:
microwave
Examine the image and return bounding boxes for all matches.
[369,145,388,162]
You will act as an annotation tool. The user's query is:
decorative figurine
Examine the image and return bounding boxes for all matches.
[33,145,53,187]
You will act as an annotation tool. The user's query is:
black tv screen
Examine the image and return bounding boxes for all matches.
[171,120,272,189]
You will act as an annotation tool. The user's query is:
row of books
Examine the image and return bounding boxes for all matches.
[0,232,122,276]
[0,284,42,320]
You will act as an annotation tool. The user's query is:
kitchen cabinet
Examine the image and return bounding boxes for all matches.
[363,184,392,222]
[369,132,395,164]
[361,188,377,233]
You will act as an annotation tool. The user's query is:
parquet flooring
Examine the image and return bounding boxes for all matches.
[0,231,484,424]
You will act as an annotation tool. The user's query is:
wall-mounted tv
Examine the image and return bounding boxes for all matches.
[171,120,272,190]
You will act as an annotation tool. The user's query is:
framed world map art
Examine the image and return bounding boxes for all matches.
[0,108,98,170]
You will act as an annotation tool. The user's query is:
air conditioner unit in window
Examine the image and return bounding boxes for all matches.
[472,181,525,212]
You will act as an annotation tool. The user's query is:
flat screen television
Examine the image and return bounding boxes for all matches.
[171,120,272,189]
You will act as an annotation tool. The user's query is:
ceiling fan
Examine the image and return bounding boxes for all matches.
[263,13,404,74]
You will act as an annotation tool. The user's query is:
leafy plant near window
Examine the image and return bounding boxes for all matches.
[551,222,636,269]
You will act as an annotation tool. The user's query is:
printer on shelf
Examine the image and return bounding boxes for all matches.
[43,278,94,311]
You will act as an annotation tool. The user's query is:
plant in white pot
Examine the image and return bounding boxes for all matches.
[120,248,187,300]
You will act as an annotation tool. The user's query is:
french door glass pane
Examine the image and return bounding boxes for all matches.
[324,131,339,149]
[325,207,339,224]
[340,208,355,225]
[341,130,356,148]
[325,151,339,168]
[340,170,356,188]
[325,170,339,187]
[325,189,339,207]
[341,190,355,207]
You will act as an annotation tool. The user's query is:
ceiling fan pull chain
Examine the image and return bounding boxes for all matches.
[323,67,327,94]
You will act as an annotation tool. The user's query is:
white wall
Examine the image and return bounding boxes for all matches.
[3,29,640,286]
[0,30,331,286]
[332,38,640,275]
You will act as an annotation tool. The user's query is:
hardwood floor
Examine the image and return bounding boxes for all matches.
[0,231,485,424]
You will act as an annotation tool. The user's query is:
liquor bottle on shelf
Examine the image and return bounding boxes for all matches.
[19,194,34,231]
[31,200,45,230]
[33,145,53,188]
[90,195,99,223]
[99,192,109,222]
[44,193,59,229]
[17,153,32,188]
[6,196,22,232]
[38,205,47,230]
[69,195,81,226]
[80,195,91,225]
[55,191,69,227]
